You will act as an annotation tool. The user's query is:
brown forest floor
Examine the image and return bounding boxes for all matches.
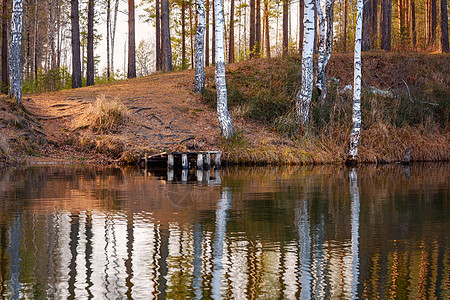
[0,52,449,167]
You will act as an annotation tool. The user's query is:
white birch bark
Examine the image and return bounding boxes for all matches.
[10,0,23,104]
[348,168,360,298]
[348,0,363,161]
[295,0,315,127]
[194,0,206,93]
[316,0,333,103]
[214,0,235,138]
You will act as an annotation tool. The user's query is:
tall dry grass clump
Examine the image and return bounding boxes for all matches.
[74,95,130,133]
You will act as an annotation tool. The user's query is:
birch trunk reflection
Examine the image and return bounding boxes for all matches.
[211,188,232,299]
[296,197,312,299]
[192,223,203,299]
[8,214,21,299]
[349,168,360,298]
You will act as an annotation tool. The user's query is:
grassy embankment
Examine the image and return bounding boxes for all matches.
[204,52,449,164]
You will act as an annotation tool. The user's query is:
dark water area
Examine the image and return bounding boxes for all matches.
[0,163,448,299]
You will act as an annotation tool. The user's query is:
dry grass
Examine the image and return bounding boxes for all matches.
[73,95,130,133]
[0,134,10,157]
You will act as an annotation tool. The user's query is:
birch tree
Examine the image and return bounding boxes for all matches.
[214,0,235,138]
[295,0,315,128]
[348,0,363,163]
[194,0,206,93]
[10,0,23,104]
[316,0,333,103]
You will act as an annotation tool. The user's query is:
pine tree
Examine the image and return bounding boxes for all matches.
[128,0,136,78]
[10,0,23,103]
[71,0,82,88]
[86,0,94,86]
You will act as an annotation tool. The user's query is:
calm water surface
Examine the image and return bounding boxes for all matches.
[0,164,448,299]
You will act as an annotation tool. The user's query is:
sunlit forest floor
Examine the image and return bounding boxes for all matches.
[0,52,449,167]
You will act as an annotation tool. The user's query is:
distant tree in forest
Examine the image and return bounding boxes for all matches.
[86,0,94,86]
[161,0,172,71]
[1,0,8,94]
[71,0,82,88]
[194,0,205,93]
[136,39,153,76]
[128,0,136,78]
[10,0,23,103]
[441,0,449,52]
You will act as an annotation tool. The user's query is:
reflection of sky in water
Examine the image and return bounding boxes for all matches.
[0,164,448,299]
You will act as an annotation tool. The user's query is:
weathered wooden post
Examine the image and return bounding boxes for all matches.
[205,153,211,170]
[197,170,203,182]
[214,169,221,184]
[167,154,174,169]
[182,169,188,182]
[182,153,188,170]
[197,154,204,170]
[214,152,222,169]
[167,169,174,181]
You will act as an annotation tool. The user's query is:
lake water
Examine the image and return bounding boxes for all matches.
[0,163,448,299]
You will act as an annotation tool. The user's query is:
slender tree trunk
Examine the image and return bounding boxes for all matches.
[264,0,270,58]
[371,0,377,48]
[106,0,110,80]
[205,0,210,66]
[343,0,347,51]
[249,0,255,58]
[381,0,391,51]
[282,0,289,55]
[430,0,436,47]
[156,0,161,70]
[161,0,172,71]
[229,0,235,63]
[10,0,23,103]
[212,3,215,63]
[214,0,235,138]
[410,0,416,46]
[181,1,186,69]
[194,0,205,93]
[298,0,304,53]
[71,0,82,88]
[255,0,261,57]
[128,0,136,78]
[26,0,30,81]
[56,0,61,70]
[295,0,315,128]
[34,0,38,87]
[316,0,333,102]
[189,2,194,67]
[348,0,363,163]
[362,0,371,50]
[1,0,8,94]
[441,0,449,52]
[111,0,120,76]
[86,0,94,86]
[46,0,53,71]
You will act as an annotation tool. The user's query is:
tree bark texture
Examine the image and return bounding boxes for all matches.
[194,0,205,93]
[71,0,82,88]
[255,0,261,57]
[295,0,315,127]
[249,0,255,58]
[128,0,136,78]
[362,0,371,50]
[228,0,235,63]
[106,0,110,80]
[212,3,215,63]
[381,0,391,51]
[205,0,210,66]
[441,0,449,52]
[348,0,363,162]
[430,0,436,46]
[111,0,120,75]
[181,1,186,69]
[282,0,289,55]
[298,0,304,53]
[214,0,235,138]
[410,0,416,46]
[33,0,37,87]
[316,0,333,103]
[265,0,271,58]
[10,0,23,103]
[156,0,161,70]
[371,0,377,47]
[1,0,8,94]
[343,0,347,51]
[86,0,94,86]
[161,0,172,71]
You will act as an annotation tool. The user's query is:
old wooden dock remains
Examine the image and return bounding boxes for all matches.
[143,151,222,170]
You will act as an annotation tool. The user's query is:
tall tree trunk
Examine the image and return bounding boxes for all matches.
[295,0,315,128]
[111,0,120,76]
[430,0,436,47]
[26,0,30,81]
[10,0,23,103]
[156,0,161,70]
[228,0,235,63]
[212,3,215,63]
[362,0,371,50]
[214,0,235,138]
[189,1,194,67]
[298,0,304,53]
[56,0,61,70]
[86,0,94,86]
[106,0,110,80]
[348,0,363,163]
[282,0,289,55]
[441,0,449,52]
[161,0,172,71]
[371,0,377,48]
[249,0,255,58]
[34,0,38,87]
[381,0,391,51]
[205,0,210,66]
[71,0,82,88]
[46,0,52,71]
[194,0,205,93]
[128,0,136,78]
[1,0,8,94]
[264,0,271,57]
[316,0,333,102]
[410,0,416,46]
[343,0,347,51]
[181,1,186,69]
[255,0,261,57]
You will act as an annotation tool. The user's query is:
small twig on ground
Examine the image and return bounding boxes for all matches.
[141,124,153,130]
[132,107,154,114]
[401,79,414,103]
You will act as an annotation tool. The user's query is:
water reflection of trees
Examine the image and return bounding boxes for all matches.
[0,165,447,298]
